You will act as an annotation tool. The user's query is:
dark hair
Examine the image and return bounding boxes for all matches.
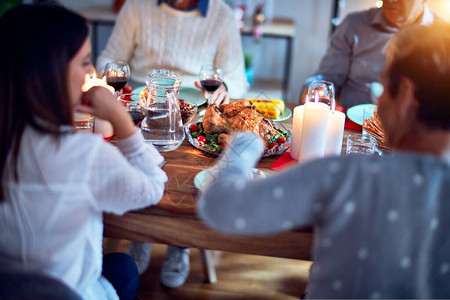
[0,4,89,201]
[385,23,450,130]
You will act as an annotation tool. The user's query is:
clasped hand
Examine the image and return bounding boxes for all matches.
[74,86,135,139]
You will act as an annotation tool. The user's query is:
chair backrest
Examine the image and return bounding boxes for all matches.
[0,271,82,300]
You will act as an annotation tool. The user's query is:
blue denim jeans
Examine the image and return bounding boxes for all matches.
[102,252,140,300]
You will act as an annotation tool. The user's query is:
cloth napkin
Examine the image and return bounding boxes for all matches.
[335,105,362,131]
[270,149,298,171]
[344,119,362,131]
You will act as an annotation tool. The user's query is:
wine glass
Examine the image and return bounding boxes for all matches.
[199,65,223,106]
[307,80,335,107]
[104,61,130,94]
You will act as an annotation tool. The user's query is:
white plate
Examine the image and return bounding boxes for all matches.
[131,86,145,102]
[194,168,267,190]
[133,85,206,106]
[346,104,377,126]
[179,87,206,106]
[198,106,292,122]
[272,107,292,122]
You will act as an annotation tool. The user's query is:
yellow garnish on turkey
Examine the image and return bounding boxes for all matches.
[247,99,285,119]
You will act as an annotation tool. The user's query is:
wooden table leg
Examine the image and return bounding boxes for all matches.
[103,238,122,253]
[199,249,217,284]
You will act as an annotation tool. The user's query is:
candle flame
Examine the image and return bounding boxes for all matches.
[331,99,336,111]
[305,95,310,103]
[82,72,115,94]
[314,91,319,103]
[92,70,97,79]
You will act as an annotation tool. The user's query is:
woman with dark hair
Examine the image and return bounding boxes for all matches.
[0,5,167,300]
[199,23,450,298]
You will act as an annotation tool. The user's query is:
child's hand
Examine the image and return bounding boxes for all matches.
[76,86,120,121]
[77,86,135,139]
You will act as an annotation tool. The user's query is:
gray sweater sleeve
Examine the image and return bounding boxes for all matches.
[197,133,340,235]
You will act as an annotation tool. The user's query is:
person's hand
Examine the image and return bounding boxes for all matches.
[203,132,264,190]
[223,132,265,169]
[195,81,230,106]
[75,86,135,139]
[76,86,119,120]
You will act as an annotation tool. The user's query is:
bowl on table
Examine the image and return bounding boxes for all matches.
[179,99,198,125]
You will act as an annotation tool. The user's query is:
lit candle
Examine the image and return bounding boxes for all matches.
[325,100,346,156]
[81,73,115,95]
[299,92,329,162]
[290,105,304,160]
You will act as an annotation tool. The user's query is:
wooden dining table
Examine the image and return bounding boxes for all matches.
[103,103,354,282]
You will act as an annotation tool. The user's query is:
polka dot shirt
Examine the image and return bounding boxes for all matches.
[199,152,450,298]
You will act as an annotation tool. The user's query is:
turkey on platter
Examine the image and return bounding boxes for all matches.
[202,100,280,148]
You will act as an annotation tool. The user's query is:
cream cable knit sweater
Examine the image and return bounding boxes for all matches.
[97,0,248,98]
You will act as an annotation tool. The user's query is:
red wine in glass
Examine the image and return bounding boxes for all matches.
[128,110,144,126]
[106,76,128,92]
[199,65,223,106]
[104,61,131,94]
[200,79,222,92]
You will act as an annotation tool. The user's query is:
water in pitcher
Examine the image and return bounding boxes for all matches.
[140,69,184,151]
[141,102,185,151]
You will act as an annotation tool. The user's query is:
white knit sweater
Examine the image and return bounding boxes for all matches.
[97,0,248,98]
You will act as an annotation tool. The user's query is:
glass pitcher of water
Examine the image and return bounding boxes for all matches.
[140,69,185,151]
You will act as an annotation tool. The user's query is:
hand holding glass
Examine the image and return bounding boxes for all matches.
[199,65,223,106]
[104,61,130,94]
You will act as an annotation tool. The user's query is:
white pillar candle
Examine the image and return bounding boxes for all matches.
[299,101,329,162]
[325,110,346,156]
[290,105,304,160]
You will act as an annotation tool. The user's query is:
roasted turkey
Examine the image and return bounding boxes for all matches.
[203,100,279,147]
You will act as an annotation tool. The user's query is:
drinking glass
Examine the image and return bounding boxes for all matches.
[104,61,130,94]
[118,93,145,126]
[346,134,376,155]
[307,80,335,107]
[73,112,94,133]
[199,65,223,106]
